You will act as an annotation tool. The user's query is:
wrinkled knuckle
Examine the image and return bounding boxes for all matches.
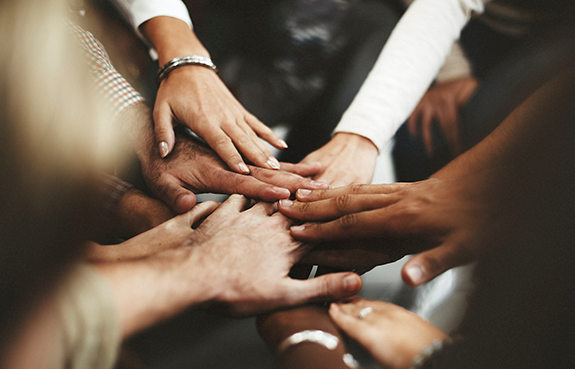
[333,194,352,214]
[338,213,357,230]
[214,135,232,148]
[349,184,368,194]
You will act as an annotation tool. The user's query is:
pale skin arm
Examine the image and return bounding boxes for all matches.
[93,195,363,338]
[140,16,286,173]
[329,297,447,369]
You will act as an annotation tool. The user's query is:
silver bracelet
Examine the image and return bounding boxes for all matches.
[277,330,339,354]
[156,55,217,84]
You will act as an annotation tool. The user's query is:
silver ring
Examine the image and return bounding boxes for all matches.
[357,307,373,319]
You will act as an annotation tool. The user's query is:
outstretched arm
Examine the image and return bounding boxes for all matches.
[93,195,362,338]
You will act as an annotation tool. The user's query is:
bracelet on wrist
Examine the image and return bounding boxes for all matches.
[277,330,339,354]
[410,336,459,369]
[156,55,217,84]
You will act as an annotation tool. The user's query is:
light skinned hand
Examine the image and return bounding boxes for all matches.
[87,201,220,262]
[408,77,478,156]
[154,66,287,173]
[140,132,329,214]
[279,176,497,286]
[329,297,447,369]
[299,132,378,187]
[183,195,363,316]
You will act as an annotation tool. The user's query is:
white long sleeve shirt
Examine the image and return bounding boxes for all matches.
[333,0,489,152]
[112,0,192,32]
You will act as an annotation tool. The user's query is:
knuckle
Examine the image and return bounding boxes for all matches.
[338,213,358,230]
[348,184,368,194]
[333,194,352,214]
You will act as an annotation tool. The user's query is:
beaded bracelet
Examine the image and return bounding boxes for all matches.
[156,55,217,84]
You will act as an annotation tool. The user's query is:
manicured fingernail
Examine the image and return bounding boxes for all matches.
[159,142,169,158]
[405,265,424,285]
[238,163,250,174]
[298,189,312,197]
[311,181,329,189]
[344,275,361,292]
[278,139,288,149]
[279,199,293,207]
[291,225,305,232]
[267,156,281,170]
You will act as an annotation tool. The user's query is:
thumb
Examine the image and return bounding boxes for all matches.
[401,241,467,287]
[153,103,176,158]
[288,272,363,304]
[153,178,198,214]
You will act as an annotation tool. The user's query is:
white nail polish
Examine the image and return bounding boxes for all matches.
[267,156,281,170]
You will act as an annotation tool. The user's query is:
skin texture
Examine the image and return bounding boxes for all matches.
[87,201,220,262]
[329,297,447,369]
[279,177,497,286]
[299,132,379,188]
[141,16,286,173]
[408,77,478,156]
[94,195,363,337]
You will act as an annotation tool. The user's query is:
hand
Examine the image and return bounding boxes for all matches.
[299,133,378,187]
[182,195,363,316]
[279,176,497,286]
[154,66,288,173]
[141,16,287,173]
[107,187,176,240]
[87,201,219,262]
[140,132,329,214]
[408,77,478,156]
[329,297,447,369]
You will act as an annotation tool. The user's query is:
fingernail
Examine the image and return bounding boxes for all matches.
[329,303,339,313]
[344,275,361,293]
[267,156,281,170]
[405,265,424,285]
[278,139,288,149]
[274,187,290,197]
[159,142,169,158]
[298,189,311,197]
[238,163,250,174]
[291,225,305,232]
[279,199,293,207]
[311,181,329,189]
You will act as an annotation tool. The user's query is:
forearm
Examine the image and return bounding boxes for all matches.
[92,248,215,338]
[140,16,209,65]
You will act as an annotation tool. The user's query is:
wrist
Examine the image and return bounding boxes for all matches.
[333,132,378,155]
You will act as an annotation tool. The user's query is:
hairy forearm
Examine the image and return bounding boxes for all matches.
[115,101,155,162]
[140,16,209,65]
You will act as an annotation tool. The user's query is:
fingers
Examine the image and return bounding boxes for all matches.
[279,194,399,222]
[151,176,198,214]
[420,107,434,155]
[401,238,472,287]
[279,161,322,177]
[185,201,220,227]
[245,112,288,150]
[283,272,363,305]
[153,102,176,158]
[289,204,404,242]
[295,182,414,203]
[227,119,281,170]
[204,128,251,174]
[247,166,329,195]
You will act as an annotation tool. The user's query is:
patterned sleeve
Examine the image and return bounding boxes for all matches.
[66,20,145,119]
